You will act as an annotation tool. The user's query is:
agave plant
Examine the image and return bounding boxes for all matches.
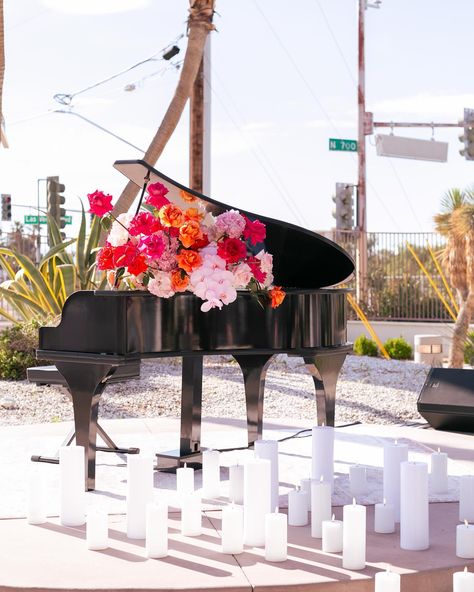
[0,207,105,323]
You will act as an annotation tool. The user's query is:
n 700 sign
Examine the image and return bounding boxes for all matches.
[329,138,358,152]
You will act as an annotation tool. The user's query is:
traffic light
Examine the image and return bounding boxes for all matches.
[459,108,474,161]
[1,194,12,221]
[46,176,66,227]
[332,183,354,230]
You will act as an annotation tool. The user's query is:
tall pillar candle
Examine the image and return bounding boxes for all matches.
[86,507,108,550]
[430,448,448,494]
[181,492,202,536]
[342,500,366,570]
[453,568,474,591]
[221,504,244,554]
[243,458,271,547]
[459,475,474,522]
[311,477,332,538]
[264,510,287,562]
[400,461,429,550]
[456,521,474,559]
[383,441,408,521]
[146,501,168,558]
[59,446,86,527]
[349,465,367,497]
[255,440,279,511]
[300,478,312,512]
[27,470,47,525]
[202,450,220,498]
[322,515,343,553]
[229,464,244,504]
[288,487,308,526]
[374,569,400,592]
[126,455,154,539]
[311,426,334,489]
[177,463,194,495]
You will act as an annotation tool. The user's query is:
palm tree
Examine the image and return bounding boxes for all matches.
[434,188,474,367]
[110,0,215,218]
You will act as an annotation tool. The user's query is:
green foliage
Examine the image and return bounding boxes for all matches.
[464,332,474,366]
[353,335,378,357]
[0,207,105,323]
[384,336,413,360]
[0,320,43,379]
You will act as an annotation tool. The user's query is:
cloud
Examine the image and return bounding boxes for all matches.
[41,0,150,16]
[371,93,472,119]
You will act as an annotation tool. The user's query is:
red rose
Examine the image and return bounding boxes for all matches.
[128,254,148,276]
[145,182,170,209]
[112,243,139,268]
[96,244,115,270]
[87,190,113,217]
[246,256,266,283]
[217,237,247,264]
[243,216,266,246]
[128,212,162,236]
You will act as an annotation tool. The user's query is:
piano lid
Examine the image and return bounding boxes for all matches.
[113,159,355,289]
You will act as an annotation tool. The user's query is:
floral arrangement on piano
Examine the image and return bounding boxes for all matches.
[88,184,286,312]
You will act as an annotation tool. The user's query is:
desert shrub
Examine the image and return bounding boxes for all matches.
[353,335,378,357]
[464,332,474,366]
[384,336,412,360]
[0,320,42,379]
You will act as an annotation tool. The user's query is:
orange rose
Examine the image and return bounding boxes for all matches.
[269,286,286,308]
[184,207,204,222]
[171,269,190,292]
[180,189,197,203]
[177,249,202,273]
[179,219,203,248]
[159,204,184,228]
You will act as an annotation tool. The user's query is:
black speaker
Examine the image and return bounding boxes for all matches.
[417,367,474,432]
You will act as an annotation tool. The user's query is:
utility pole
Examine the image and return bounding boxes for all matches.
[189,36,211,195]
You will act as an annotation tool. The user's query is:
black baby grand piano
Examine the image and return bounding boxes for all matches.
[36,160,354,490]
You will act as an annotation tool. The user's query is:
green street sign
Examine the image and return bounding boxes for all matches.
[64,215,72,224]
[329,138,358,152]
[24,215,47,224]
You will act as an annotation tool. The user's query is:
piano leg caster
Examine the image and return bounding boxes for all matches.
[155,449,206,472]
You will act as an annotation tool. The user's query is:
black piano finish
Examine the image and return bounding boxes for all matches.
[37,160,354,490]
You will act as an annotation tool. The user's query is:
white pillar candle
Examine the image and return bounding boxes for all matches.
[342,499,366,570]
[374,499,395,534]
[456,521,474,559]
[430,448,448,494]
[126,455,154,539]
[243,458,271,547]
[181,492,202,536]
[311,477,332,538]
[311,426,334,489]
[374,568,401,592]
[349,464,367,497]
[202,449,220,498]
[383,441,408,522]
[146,501,168,558]
[27,470,47,525]
[459,475,474,522]
[288,487,308,526]
[229,464,244,504]
[59,446,86,527]
[86,507,108,550]
[254,440,279,511]
[300,478,312,512]
[177,463,194,495]
[221,504,244,554]
[322,514,343,553]
[264,510,287,562]
[453,568,474,592]
[400,461,429,551]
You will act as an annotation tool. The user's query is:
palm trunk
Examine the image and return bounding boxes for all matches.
[110,0,215,219]
[449,292,474,367]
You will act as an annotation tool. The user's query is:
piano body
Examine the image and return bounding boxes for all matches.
[37,160,354,490]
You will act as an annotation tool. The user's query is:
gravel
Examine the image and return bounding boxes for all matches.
[0,355,430,427]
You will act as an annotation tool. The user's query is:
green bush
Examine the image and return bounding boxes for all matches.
[464,332,474,366]
[384,336,413,360]
[0,320,42,379]
[353,335,378,357]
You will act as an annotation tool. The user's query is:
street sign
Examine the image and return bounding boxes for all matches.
[329,138,358,152]
[375,134,448,162]
[24,214,72,224]
[64,215,72,224]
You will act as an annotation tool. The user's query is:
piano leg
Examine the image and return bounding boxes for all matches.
[54,362,116,491]
[304,351,348,426]
[233,354,274,446]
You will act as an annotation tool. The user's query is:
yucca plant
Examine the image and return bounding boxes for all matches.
[0,207,105,323]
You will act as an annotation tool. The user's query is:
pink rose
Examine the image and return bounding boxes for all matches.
[87,190,113,217]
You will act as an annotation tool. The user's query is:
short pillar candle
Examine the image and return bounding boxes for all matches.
[86,507,108,551]
[288,487,308,526]
[59,446,86,527]
[459,475,474,522]
[311,477,332,538]
[349,465,367,497]
[322,514,343,553]
[374,499,395,534]
[311,426,334,488]
[221,504,244,554]
[342,499,366,570]
[453,567,474,591]
[400,461,429,551]
[264,510,287,562]
[146,501,168,558]
[374,568,401,592]
[383,441,408,522]
[456,521,474,559]
[202,450,220,498]
[299,478,312,512]
[430,448,448,494]
[176,463,194,495]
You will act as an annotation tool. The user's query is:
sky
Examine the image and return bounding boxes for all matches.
[1,0,474,241]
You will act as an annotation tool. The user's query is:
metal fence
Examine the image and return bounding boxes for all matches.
[330,230,449,321]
